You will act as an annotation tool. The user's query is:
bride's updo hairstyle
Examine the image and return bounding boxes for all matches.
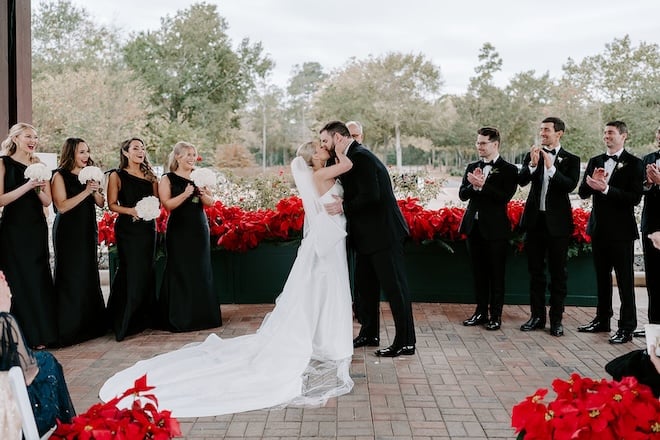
[296,141,318,166]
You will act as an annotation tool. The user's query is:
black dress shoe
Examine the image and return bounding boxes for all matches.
[463,313,488,326]
[577,319,610,333]
[485,319,501,331]
[520,316,546,332]
[375,345,415,357]
[633,329,646,338]
[353,336,380,348]
[550,322,564,337]
[608,329,633,344]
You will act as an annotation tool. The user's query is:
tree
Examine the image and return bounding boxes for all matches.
[287,62,327,143]
[32,0,121,76]
[313,52,443,168]
[32,68,152,167]
[122,2,273,147]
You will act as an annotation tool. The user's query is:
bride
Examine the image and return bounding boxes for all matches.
[99,141,354,417]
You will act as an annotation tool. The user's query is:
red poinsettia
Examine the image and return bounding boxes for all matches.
[52,374,181,440]
[512,373,660,440]
[97,211,117,247]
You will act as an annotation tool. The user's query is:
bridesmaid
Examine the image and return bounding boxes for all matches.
[158,142,221,331]
[0,123,57,348]
[106,137,159,341]
[51,138,107,346]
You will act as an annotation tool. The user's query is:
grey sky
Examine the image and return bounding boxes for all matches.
[42,0,660,94]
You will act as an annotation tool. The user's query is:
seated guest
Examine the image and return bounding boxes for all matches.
[0,271,75,436]
[605,336,660,397]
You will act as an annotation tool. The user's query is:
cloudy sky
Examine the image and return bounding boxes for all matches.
[38,0,660,94]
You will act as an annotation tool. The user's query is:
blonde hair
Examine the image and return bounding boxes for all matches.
[167,141,196,172]
[1,123,38,159]
[296,141,318,166]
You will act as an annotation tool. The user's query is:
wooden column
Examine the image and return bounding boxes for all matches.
[1,0,32,131]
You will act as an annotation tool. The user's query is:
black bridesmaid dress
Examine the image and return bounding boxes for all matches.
[158,172,221,331]
[0,156,57,347]
[106,169,157,341]
[52,169,107,346]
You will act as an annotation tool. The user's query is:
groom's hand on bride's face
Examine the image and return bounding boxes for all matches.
[324,195,344,215]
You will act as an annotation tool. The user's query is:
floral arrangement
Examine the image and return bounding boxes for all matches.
[135,196,161,221]
[98,196,592,254]
[78,166,104,185]
[52,374,181,440]
[511,373,660,439]
[24,162,51,181]
[24,162,51,192]
[190,167,216,188]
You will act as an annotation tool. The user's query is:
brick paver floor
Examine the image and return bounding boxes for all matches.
[53,290,649,439]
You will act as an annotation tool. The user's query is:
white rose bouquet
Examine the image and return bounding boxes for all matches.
[78,166,104,185]
[24,163,51,193]
[190,168,216,203]
[134,195,160,221]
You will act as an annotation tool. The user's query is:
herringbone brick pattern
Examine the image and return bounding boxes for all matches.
[54,291,649,439]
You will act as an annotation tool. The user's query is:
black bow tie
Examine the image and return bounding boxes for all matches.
[606,154,620,163]
[480,160,494,168]
[543,148,557,155]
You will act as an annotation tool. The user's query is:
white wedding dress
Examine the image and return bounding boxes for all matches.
[99,157,354,417]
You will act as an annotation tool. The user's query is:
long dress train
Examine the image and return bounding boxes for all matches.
[99,157,353,417]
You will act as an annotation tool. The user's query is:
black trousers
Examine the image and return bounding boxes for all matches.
[643,234,660,324]
[525,213,569,323]
[465,221,508,319]
[591,238,637,331]
[354,240,415,347]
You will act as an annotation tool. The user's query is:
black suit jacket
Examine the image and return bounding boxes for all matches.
[641,150,660,234]
[458,157,518,240]
[341,141,409,254]
[518,148,580,237]
[578,150,643,240]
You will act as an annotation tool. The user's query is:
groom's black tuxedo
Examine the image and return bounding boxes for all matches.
[341,141,415,347]
[578,149,643,332]
[518,147,580,325]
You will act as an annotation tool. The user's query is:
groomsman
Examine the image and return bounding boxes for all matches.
[518,117,580,337]
[578,121,643,344]
[638,123,660,335]
[459,127,518,330]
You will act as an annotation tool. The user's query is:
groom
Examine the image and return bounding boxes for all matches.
[320,121,415,357]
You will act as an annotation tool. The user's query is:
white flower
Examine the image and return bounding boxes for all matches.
[24,163,51,181]
[616,162,624,170]
[78,166,104,185]
[190,167,217,188]
[135,196,160,221]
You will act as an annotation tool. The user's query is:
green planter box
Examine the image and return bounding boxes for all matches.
[109,240,597,306]
[404,241,597,306]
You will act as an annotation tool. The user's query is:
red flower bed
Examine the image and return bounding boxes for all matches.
[99,197,591,254]
[52,375,181,440]
[512,373,660,439]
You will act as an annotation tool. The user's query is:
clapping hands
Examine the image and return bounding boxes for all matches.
[646,163,660,185]
[467,167,485,189]
[586,167,608,192]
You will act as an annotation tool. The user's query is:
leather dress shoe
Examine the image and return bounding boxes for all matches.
[520,316,546,332]
[485,318,501,331]
[550,322,564,337]
[375,345,415,357]
[577,319,610,333]
[633,329,646,338]
[353,336,380,348]
[463,313,488,326]
[608,329,633,344]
